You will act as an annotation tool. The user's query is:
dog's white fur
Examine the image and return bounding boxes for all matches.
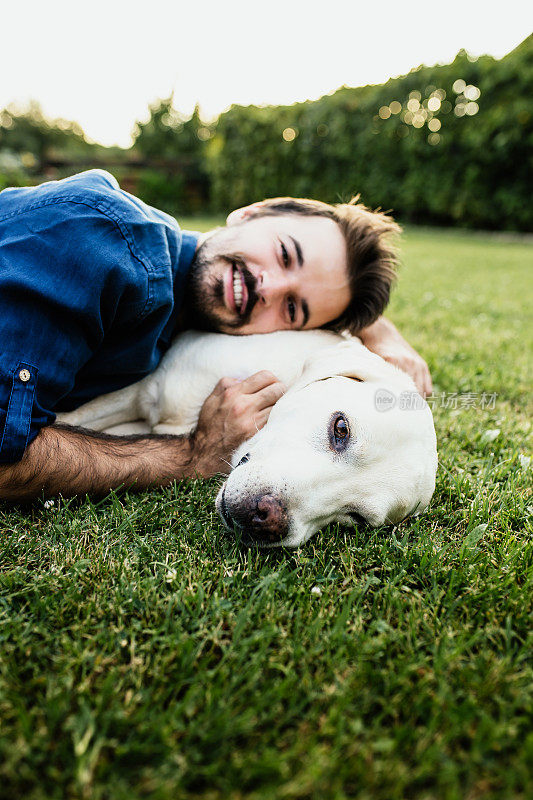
[57,330,437,547]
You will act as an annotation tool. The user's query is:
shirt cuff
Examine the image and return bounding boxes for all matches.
[0,362,39,463]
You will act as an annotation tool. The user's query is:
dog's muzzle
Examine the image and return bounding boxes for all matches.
[219,487,289,544]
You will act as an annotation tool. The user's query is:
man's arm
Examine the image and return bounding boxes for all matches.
[0,370,285,502]
[358,316,433,396]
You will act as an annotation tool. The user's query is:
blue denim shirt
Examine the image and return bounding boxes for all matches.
[0,170,199,463]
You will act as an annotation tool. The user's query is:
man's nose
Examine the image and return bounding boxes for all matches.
[259,270,296,304]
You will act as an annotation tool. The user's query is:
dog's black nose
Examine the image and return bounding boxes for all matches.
[232,493,288,544]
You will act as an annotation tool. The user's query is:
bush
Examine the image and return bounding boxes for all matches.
[207,36,533,231]
[1,37,531,230]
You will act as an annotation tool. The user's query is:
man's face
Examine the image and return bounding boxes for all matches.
[184,213,350,334]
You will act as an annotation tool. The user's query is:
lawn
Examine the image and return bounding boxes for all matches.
[0,224,531,800]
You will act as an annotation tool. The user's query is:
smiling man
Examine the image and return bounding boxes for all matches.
[184,209,351,334]
[0,170,431,500]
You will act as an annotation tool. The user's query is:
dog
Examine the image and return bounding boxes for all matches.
[57,330,438,547]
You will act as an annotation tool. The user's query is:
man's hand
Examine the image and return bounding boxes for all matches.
[191,371,286,477]
[358,317,433,397]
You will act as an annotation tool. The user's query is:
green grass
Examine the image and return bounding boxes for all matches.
[0,224,531,800]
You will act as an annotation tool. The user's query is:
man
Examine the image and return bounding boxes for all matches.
[0,170,431,500]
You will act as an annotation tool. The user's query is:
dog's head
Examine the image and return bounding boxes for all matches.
[216,341,437,548]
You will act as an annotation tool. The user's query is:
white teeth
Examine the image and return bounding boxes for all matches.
[233,270,243,309]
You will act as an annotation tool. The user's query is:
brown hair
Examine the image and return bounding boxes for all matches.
[246,196,401,333]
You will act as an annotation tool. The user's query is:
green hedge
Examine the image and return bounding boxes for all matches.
[207,37,533,230]
[1,37,532,230]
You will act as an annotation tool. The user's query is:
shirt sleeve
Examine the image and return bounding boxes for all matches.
[0,197,142,464]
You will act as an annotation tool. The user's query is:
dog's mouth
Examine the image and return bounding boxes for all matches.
[219,487,236,529]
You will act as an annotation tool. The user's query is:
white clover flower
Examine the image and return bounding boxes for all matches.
[481,428,500,444]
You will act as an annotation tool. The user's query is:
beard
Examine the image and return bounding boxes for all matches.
[182,232,259,332]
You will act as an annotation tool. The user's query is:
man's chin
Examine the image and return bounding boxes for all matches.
[212,316,251,335]
[183,258,253,333]
[181,304,244,334]
[187,297,251,334]
[218,326,249,336]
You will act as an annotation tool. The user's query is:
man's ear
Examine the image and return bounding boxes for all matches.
[226,202,266,226]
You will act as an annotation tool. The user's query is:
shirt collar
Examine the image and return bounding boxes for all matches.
[178,230,199,274]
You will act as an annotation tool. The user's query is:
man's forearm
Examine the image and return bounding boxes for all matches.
[357,315,397,347]
[0,423,200,502]
[0,369,287,502]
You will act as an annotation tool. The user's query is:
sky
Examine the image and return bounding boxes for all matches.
[2,0,531,148]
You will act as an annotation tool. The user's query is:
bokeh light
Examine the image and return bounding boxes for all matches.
[20,152,37,168]
[282,127,297,141]
[380,81,477,133]
[464,85,481,101]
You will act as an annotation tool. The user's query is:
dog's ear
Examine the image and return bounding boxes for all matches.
[294,340,415,389]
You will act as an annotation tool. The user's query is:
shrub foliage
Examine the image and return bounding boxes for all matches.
[0,36,531,229]
[209,36,533,230]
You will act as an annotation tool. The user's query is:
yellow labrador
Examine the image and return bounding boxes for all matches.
[58,331,437,547]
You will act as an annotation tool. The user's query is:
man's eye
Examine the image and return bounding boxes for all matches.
[287,298,296,323]
[281,242,289,267]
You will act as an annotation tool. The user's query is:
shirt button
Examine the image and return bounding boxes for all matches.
[19,369,31,382]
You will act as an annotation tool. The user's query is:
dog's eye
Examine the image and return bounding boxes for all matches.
[236,452,250,467]
[334,416,348,439]
[329,412,350,452]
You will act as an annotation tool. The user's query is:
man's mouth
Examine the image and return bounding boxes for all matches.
[227,262,248,316]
